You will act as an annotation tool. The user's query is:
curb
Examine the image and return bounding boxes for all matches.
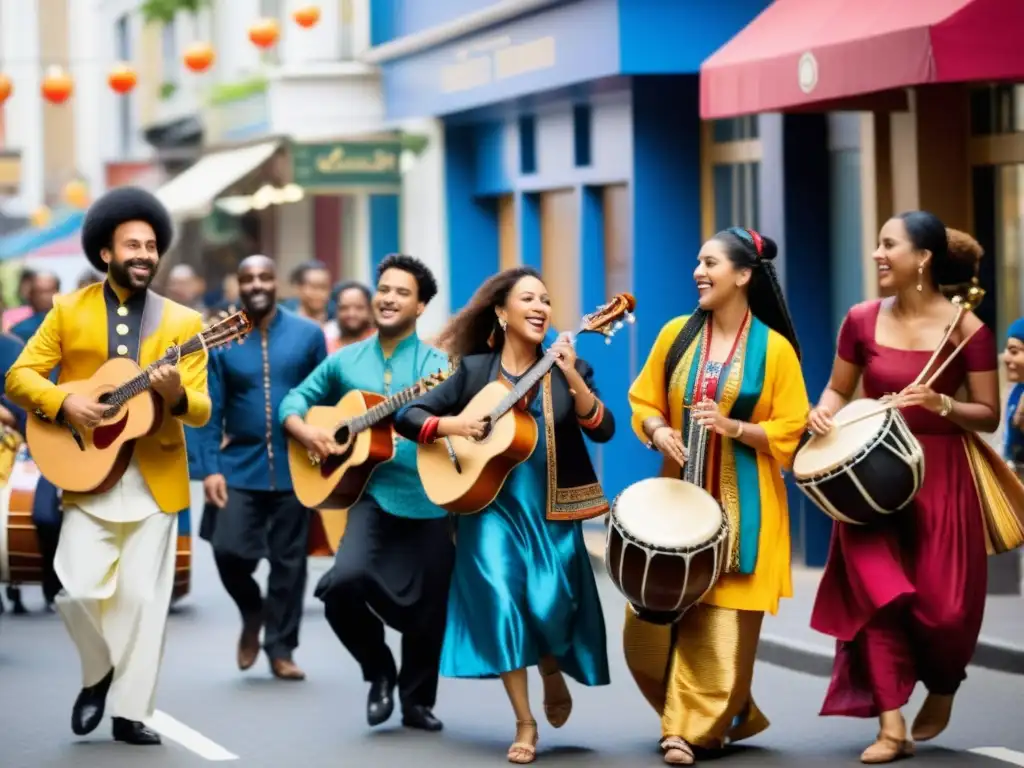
[583,530,1024,677]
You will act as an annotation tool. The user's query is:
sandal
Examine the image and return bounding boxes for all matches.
[541,669,572,728]
[508,719,538,764]
[860,732,914,764]
[661,737,695,765]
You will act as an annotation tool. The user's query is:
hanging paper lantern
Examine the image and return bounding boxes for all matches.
[30,206,51,228]
[41,66,73,104]
[293,5,321,28]
[183,42,215,73]
[0,74,12,105]
[248,18,280,49]
[62,179,89,209]
[107,63,137,94]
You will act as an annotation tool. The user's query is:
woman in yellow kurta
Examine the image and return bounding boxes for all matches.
[625,227,810,765]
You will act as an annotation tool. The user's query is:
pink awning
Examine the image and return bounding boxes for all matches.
[700,0,1024,119]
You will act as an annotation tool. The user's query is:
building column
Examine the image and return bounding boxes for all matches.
[759,112,833,567]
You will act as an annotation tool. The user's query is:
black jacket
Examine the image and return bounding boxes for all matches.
[394,351,614,521]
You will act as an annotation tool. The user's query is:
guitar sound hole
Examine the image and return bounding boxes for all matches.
[335,426,350,445]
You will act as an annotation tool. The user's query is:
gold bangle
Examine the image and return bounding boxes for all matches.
[940,394,953,417]
[732,421,744,439]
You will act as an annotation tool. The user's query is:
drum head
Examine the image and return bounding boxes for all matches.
[613,477,723,549]
[793,399,889,477]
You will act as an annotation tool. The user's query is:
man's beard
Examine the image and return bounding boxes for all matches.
[242,290,275,318]
[340,319,372,339]
[109,259,155,291]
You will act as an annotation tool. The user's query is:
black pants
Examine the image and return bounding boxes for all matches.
[317,496,454,711]
[210,489,310,660]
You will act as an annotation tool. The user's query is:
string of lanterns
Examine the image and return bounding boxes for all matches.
[0,4,321,105]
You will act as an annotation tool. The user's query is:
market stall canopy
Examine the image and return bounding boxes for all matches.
[700,0,1024,119]
[154,140,281,221]
[0,210,84,261]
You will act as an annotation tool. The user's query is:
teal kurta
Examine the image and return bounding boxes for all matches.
[277,332,449,520]
[440,370,610,685]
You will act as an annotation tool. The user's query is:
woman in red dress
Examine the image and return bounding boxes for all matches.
[806,212,999,764]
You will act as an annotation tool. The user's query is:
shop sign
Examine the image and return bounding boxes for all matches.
[291,141,402,188]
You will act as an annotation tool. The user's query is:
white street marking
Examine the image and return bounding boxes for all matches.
[969,747,1024,766]
[145,710,239,761]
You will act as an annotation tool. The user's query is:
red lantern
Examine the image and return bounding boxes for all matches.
[293,5,321,28]
[41,66,73,104]
[108,63,137,94]
[0,75,12,105]
[184,42,215,73]
[248,18,280,49]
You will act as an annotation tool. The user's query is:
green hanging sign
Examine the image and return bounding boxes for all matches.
[291,141,402,189]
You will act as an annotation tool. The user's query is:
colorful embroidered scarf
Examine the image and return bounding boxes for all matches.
[669,313,769,575]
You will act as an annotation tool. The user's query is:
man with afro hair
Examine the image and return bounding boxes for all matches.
[5,186,212,746]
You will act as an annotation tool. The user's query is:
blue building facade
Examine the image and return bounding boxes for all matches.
[369,0,839,565]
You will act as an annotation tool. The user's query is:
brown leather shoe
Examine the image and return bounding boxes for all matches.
[237,616,261,671]
[270,658,306,680]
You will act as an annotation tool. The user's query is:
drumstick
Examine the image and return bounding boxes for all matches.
[908,305,965,388]
[832,400,901,429]
[922,325,981,388]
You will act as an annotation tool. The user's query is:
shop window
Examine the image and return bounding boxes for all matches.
[573,105,592,168]
[970,84,1024,136]
[712,162,759,232]
[713,116,759,143]
[519,115,537,175]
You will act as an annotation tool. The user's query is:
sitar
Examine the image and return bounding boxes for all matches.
[27,311,252,493]
[416,293,636,514]
[288,370,449,509]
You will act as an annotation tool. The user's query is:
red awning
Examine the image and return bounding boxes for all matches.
[700,0,1024,119]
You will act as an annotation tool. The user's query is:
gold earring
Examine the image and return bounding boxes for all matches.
[917,264,924,292]
[499,318,507,331]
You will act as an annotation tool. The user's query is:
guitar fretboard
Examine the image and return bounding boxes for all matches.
[101,335,210,413]
[336,382,425,439]
[488,342,570,421]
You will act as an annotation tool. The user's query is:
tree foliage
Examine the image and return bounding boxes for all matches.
[138,0,210,25]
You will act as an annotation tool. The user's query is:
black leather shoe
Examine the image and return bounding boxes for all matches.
[367,675,395,726]
[112,717,162,745]
[402,705,443,732]
[71,668,114,735]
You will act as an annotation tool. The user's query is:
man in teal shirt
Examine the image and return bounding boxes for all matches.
[279,254,452,734]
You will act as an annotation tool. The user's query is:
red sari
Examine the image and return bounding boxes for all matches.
[811,300,996,717]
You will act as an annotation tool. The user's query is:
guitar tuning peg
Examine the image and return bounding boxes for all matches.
[626,312,636,324]
[614,321,623,331]
[605,336,612,345]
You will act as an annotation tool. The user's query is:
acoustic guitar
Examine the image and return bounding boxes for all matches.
[417,293,636,514]
[288,370,449,510]
[27,311,252,494]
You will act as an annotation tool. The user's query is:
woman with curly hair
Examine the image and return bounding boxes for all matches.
[394,267,613,764]
[807,213,1001,763]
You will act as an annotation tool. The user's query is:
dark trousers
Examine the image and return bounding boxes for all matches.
[210,489,310,660]
[33,476,63,603]
[317,496,454,711]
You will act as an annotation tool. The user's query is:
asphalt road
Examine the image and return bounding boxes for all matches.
[2,536,1023,768]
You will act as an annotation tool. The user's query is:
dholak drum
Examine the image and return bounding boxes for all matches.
[0,450,43,586]
[605,477,729,625]
[793,398,924,525]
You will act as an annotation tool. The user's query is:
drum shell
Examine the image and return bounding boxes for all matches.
[0,479,41,585]
[606,521,724,623]
[794,410,923,525]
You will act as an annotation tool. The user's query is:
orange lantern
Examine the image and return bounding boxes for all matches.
[108,63,137,94]
[41,66,73,104]
[30,206,51,228]
[183,42,215,73]
[63,179,89,209]
[248,18,280,49]
[293,5,321,28]
[0,74,12,105]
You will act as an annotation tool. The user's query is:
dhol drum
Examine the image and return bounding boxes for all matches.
[0,448,43,586]
[793,398,924,525]
[605,477,729,625]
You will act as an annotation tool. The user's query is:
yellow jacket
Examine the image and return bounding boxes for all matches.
[4,281,211,513]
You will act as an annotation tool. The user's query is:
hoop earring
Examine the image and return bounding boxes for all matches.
[917,264,924,292]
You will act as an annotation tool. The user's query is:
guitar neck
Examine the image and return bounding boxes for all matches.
[341,382,425,437]
[101,335,208,409]
[489,342,567,421]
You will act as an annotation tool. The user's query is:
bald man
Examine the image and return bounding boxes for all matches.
[197,255,327,679]
[165,264,205,312]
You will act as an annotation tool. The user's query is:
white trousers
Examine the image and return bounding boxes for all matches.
[54,506,177,722]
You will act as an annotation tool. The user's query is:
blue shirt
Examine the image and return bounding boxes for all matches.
[0,332,26,433]
[1006,383,1024,463]
[278,332,449,519]
[9,312,44,343]
[201,307,327,491]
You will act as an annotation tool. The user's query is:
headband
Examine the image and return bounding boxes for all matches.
[726,226,764,259]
